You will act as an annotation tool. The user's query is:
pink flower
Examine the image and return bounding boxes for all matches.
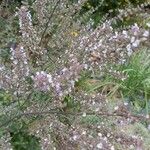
[33,71,52,92]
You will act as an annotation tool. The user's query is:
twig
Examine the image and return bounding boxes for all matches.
[39,0,61,46]
[0,109,149,128]
[21,111,149,121]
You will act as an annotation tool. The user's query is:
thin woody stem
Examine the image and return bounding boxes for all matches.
[39,0,61,46]
[0,109,148,128]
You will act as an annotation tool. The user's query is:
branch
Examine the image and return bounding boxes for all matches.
[39,0,61,46]
[0,109,149,128]
[22,110,149,121]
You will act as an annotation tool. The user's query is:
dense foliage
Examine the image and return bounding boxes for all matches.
[0,0,150,149]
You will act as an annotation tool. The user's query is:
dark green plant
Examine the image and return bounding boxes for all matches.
[80,0,149,27]
[0,89,12,105]
[9,121,41,150]
[86,48,150,112]
[119,49,150,100]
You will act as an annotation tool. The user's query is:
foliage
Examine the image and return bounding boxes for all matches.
[87,48,150,113]
[114,49,149,109]
[80,0,149,27]
[9,121,40,150]
[0,0,150,149]
[120,49,150,100]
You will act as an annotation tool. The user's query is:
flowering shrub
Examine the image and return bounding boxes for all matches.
[0,0,150,149]
[33,71,52,92]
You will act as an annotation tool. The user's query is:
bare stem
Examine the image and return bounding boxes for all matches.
[0,109,149,128]
[39,0,61,46]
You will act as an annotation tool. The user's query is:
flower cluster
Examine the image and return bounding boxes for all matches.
[73,21,150,74]
[32,71,52,92]
[0,65,8,89]
[10,44,29,77]
[52,54,86,97]
[0,44,30,94]
[17,5,46,65]
[9,44,30,95]
[33,0,48,25]
[18,6,33,39]
[1,1,150,149]
[33,54,86,97]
